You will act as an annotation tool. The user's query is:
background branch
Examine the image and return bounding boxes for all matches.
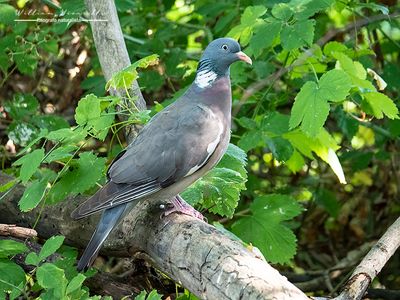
[334,217,400,300]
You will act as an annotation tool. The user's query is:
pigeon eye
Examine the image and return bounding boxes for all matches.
[221,44,229,51]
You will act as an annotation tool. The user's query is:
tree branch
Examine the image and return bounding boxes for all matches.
[0,172,310,299]
[334,217,400,300]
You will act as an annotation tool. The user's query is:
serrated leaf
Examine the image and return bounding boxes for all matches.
[106,54,159,90]
[290,70,351,136]
[182,160,247,218]
[281,19,315,50]
[39,236,65,260]
[43,145,77,163]
[362,92,399,119]
[36,263,67,296]
[48,152,106,204]
[13,149,44,182]
[250,194,303,222]
[249,21,281,57]
[319,70,351,102]
[18,179,47,212]
[232,194,302,264]
[289,81,330,136]
[75,94,101,126]
[0,240,27,258]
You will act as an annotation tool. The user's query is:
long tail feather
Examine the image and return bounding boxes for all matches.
[76,204,127,272]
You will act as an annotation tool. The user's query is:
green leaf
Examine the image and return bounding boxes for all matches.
[362,92,399,119]
[14,52,38,76]
[39,236,65,260]
[284,129,347,183]
[36,263,67,297]
[281,19,315,50]
[134,290,163,300]
[48,152,106,204]
[46,127,87,144]
[0,240,27,258]
[318,70,351,102]
[25,252,40,266]
[249,21,281,57]
[271,3,293,21]
[238,130,263,152]
[182,147,247,218]
[0,260,26,296]
[0,4,16,25]
[289,70,351,136]
[43,145,77,163]
[315,188,340,217]
[291,0,334,20]
[106,54,159,90]
[75,94,101,126]
[13,149,44,183]
[227,5,267,46]
[66,273,86,295]
[241,5,267,26]
[0,179,17,193]
[285,149,305,172]
[3,94,39,120]
[18,179,47,212]
[266,137,294,162]
[8,122,39,147]
[289,81,330,136]
[232,194,302,263]
[261,112,290,135]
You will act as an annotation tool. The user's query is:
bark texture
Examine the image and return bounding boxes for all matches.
[335,217,400,300]
[0,173,310,299]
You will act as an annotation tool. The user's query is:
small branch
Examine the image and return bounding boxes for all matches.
[0,224,37,239]
[334,217,400,300]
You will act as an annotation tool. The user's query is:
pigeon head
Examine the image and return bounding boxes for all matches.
[197,38,252,75]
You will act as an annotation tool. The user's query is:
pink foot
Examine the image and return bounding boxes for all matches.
[161,195,205,221]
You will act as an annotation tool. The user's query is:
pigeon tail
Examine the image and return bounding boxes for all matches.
[77,204,127,272]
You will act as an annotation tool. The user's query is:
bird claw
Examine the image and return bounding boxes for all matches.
[160,195,206,222]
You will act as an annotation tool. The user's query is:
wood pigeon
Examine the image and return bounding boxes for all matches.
[71,38,252,271]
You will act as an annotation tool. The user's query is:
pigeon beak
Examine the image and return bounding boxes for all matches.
[236,51,252,65]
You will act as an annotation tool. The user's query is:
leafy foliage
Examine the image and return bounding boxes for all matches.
[1,0,399,297]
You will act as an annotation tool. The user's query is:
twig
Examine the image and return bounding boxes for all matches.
[334,217,400,300]
[0,224,37,239]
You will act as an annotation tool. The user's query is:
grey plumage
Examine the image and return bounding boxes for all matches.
[72,38,252,271]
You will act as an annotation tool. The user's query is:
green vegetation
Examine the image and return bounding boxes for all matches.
[0,0,399,298]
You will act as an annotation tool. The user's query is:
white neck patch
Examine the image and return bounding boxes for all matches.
[195,69,218,88]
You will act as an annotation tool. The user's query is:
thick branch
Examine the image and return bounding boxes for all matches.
[0,172,310,299]
[334,217,400,300]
